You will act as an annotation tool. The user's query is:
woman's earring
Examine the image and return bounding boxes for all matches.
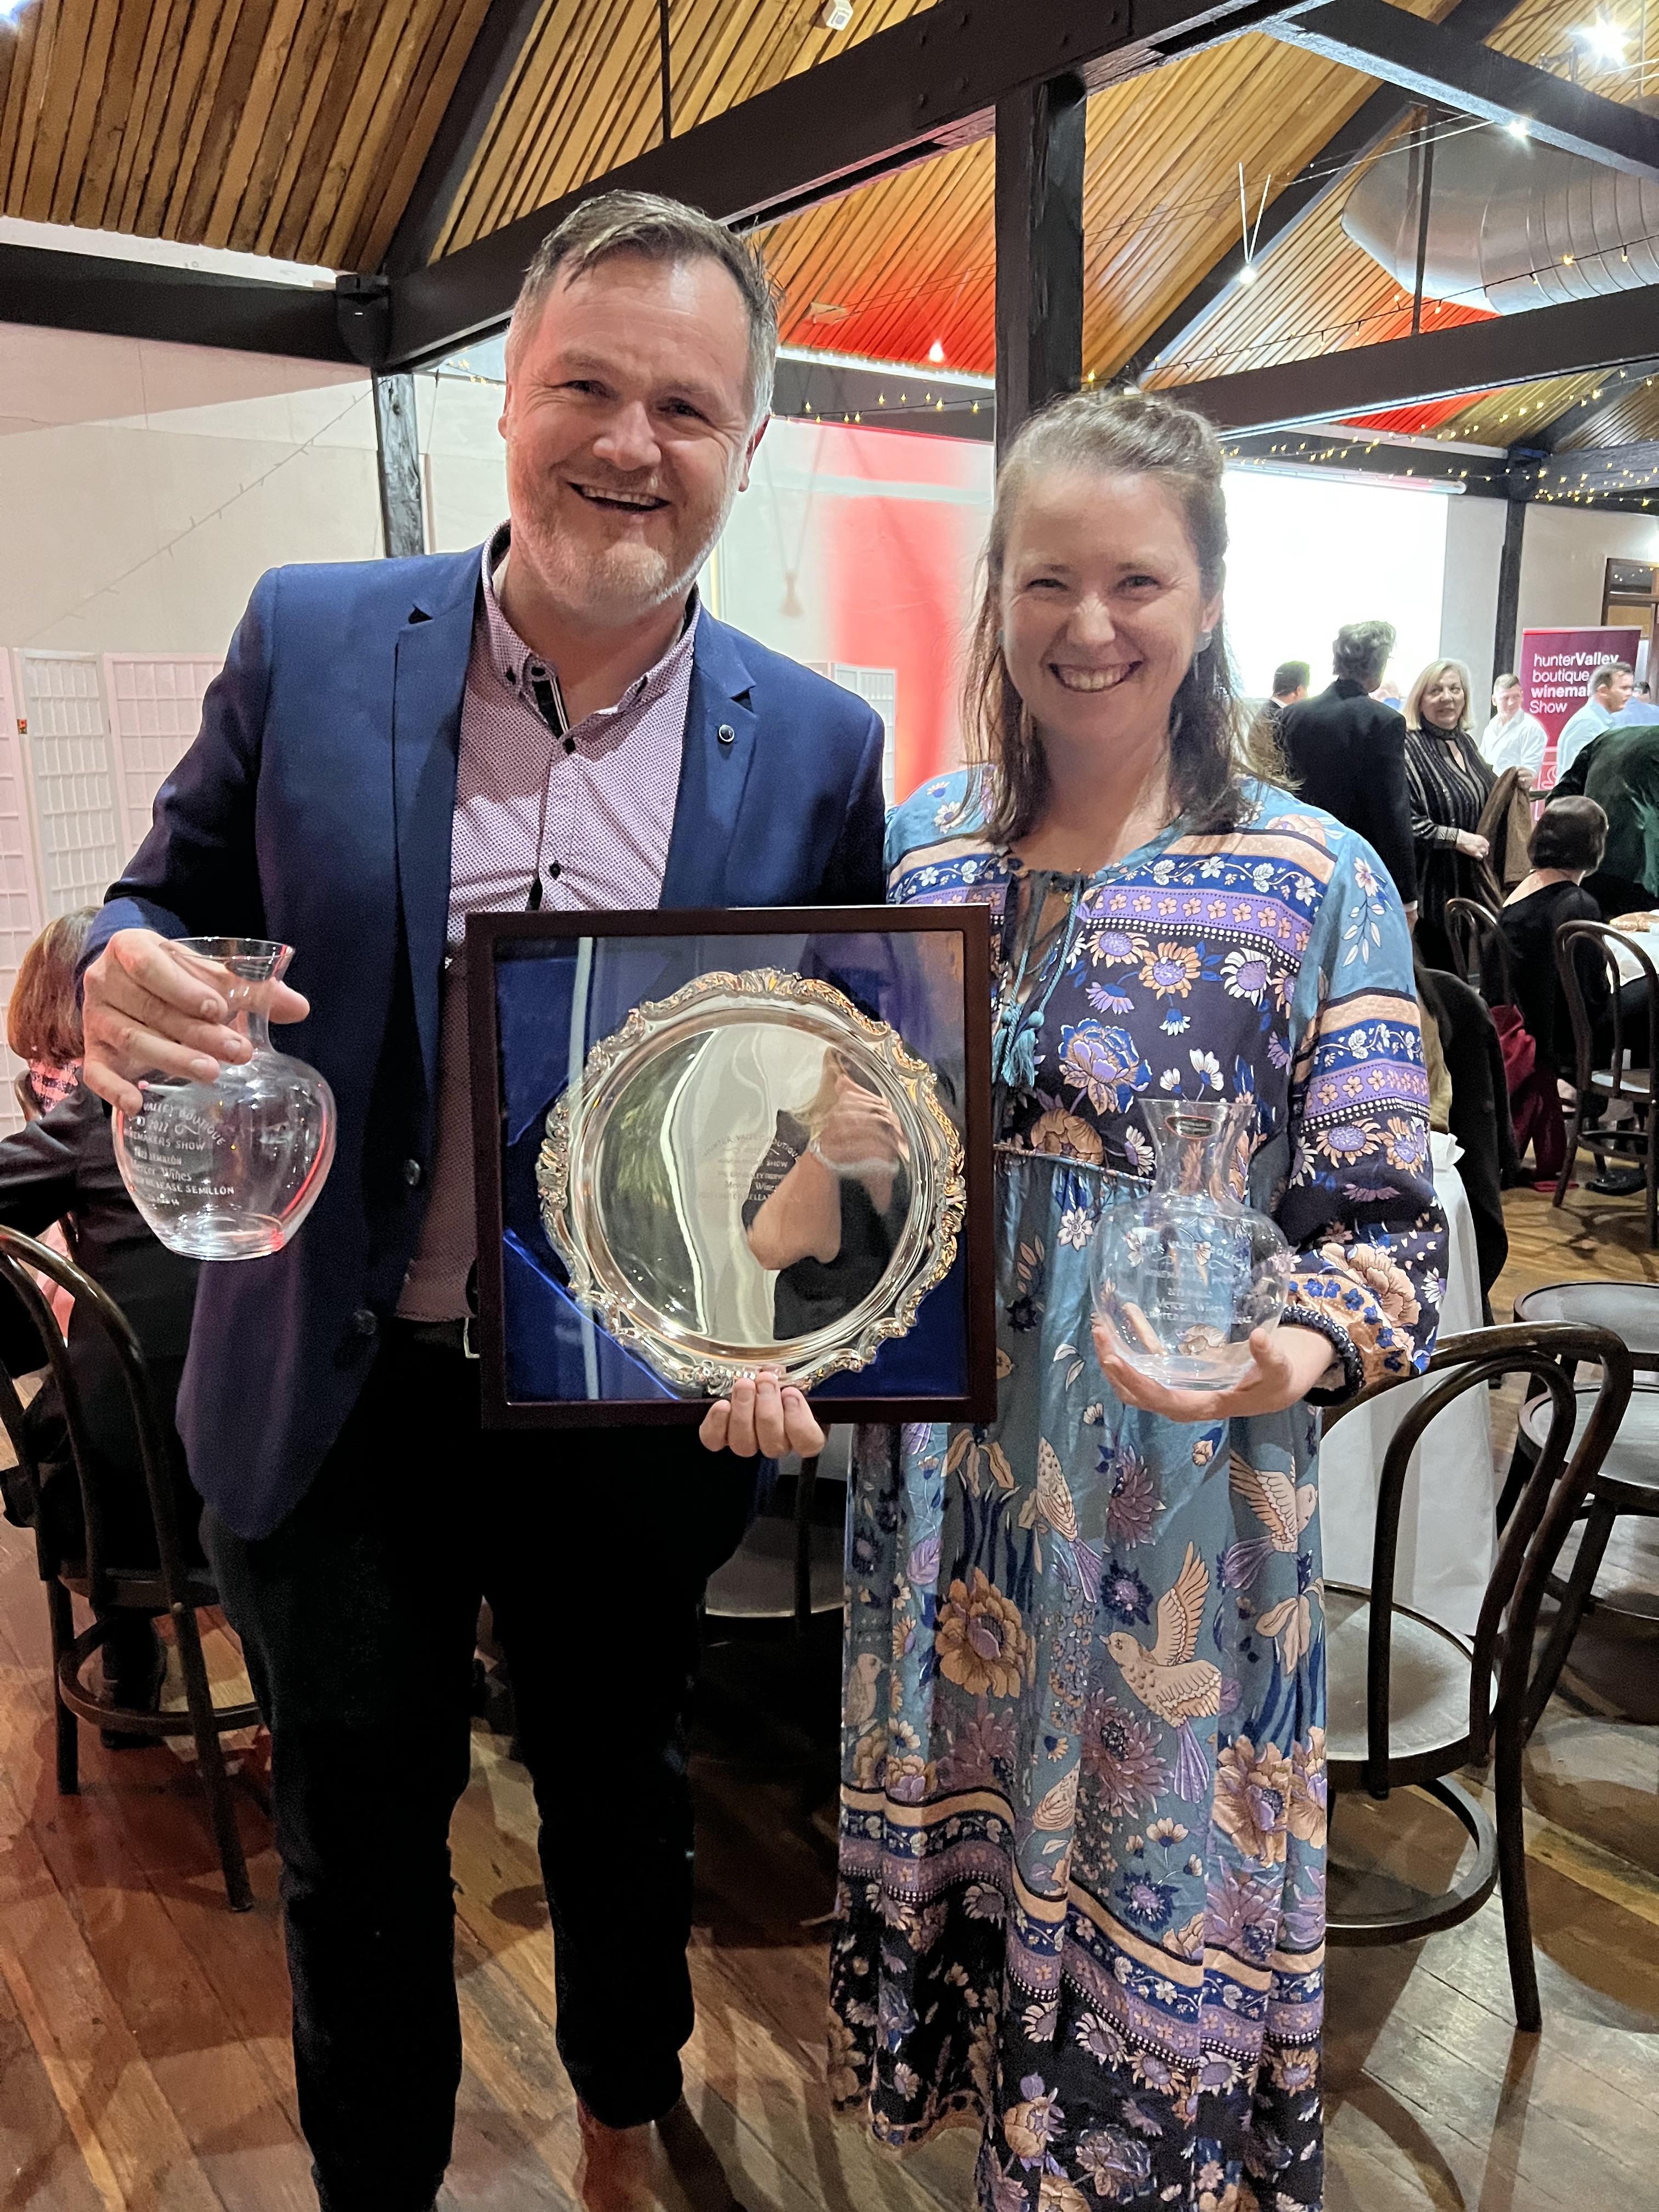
[1195,629,1214,654]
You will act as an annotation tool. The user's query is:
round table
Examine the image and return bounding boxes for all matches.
[1318,1132,1493,1635]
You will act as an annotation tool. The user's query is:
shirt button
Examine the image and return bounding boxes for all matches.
[351,1307,378,1338]
[403,1159,424,1188]
[546,861,562,881]
[562,735,575,754]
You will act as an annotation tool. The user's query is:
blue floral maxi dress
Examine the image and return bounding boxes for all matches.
[830,775,1448,2212]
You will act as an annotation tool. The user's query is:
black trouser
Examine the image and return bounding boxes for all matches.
[203,1329,760,2212]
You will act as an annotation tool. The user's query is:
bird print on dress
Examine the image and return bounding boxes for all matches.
[1224,1449,1319,1587]
[1105,1541,1222,1802]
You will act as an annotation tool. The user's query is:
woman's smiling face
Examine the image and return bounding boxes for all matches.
[999,469,1222,755]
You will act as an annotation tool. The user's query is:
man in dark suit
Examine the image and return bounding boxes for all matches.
[1278,618,1418,917]
[79,193,878,2212]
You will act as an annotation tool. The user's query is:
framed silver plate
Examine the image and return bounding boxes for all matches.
[535,967,964,1396]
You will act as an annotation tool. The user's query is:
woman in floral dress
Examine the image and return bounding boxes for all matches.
[826,391,1446,2211]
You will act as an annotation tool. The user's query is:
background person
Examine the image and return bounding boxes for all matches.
[1480,670,1547,777]
[77,190,883,2212]
[0,911,200,1745]
[1278,617,1418,912]
[800,387,1443,2212]
[1558,661,1637,776]
[741,1049,910,1338]
[1403,657,1495,972]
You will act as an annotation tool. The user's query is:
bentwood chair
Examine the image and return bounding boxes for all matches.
[0,1226,259,1910]
[1554,919,1658,1246]
[1444,894,1516,1007]
[1322,1322,1632,2032]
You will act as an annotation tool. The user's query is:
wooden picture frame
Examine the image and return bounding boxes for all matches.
[466,905,996,1429]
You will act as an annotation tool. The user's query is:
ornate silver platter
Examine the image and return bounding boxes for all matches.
[536,968,964,1396]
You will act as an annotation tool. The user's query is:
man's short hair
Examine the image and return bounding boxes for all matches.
[1494,671,1520,692]
[1590,661,1633,695]
[1529,797,1608,873]
[1332,619,1396,689]
[506,189,780,424]
[1272,660,1310,699]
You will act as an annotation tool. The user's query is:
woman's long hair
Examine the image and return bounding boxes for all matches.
[961,386,1276,845]
[6,909,95,1066]
[1403,658,1474,737]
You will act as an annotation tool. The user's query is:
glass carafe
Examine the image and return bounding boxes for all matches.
[112,938,336,1261]
[1089,1098,1293,1387]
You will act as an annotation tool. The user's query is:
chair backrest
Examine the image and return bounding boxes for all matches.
[0,1224,190,1616]
[1444,895,1515,1004]
[1329,1320,1632,1792]
[1555,919,1658,1099]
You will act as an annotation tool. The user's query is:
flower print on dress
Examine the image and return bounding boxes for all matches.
[1139,941,1201,1001]
[1088,980,1137,1017]
[1058,1021,1152,1115]
[1104,1445,1163,1548]
[1074,2127,1154,2202]
[1115,1870,1178,1932]
[1212,1737,1294,1865]
[1383,1115,1430,1173]
[1080,1691,1167,1818]
[1005,2077,1065,2165]
[1222,948,1272,1002]
[1029,1105,1105,1166]
[935,1568,1032,1699]
[1101,1559,1154,1626]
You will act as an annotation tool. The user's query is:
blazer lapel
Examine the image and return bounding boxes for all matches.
[392,549,479,1088]
[660,616,758,909]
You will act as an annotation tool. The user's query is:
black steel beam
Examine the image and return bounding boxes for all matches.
[1513,438,1659,495]
[996,76,1088,455]
[1222,425,1508,489]
[383,0,549,279]
[383,0,1283,369]
[1493,496,1524,674]
[1268,1,1659,181]
[0,241,354,360]
[1121,0,1567,380]
[771,354,994,439]
[1163,284,1659,431]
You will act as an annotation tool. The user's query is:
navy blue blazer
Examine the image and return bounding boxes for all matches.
[84,545,887,1538]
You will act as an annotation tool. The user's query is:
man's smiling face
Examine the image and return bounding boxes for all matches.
[499,251,764,628]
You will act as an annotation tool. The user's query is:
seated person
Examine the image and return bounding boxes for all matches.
[1498,799,1612,1076]
[0,912,200,1745]
[742,1051,910,1338]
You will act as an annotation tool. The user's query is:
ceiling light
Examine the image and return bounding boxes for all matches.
[1508,118,1530,140]
[1239,264,1258,285]
[1577,18,1628,64]
[817,0,853,27]
[928,340,945,364]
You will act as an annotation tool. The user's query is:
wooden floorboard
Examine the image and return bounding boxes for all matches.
[0,1180,1656,2208]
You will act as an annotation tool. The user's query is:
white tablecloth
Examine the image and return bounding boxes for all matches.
[1318,1133,1493,1634]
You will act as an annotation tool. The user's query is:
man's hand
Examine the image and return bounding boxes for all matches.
[1091,1315,1338,1426]
[699,1368,826,1458]
[82,929,309,1115]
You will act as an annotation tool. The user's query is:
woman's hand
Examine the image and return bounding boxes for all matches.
[1091,1317,1339,1426]
[1454,829,1490,860]
[815,1074,908,1173]
[698,1368,826,1458]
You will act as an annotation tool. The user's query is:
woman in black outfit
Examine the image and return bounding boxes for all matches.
[1404,658,1496,970]
[1497,799,1612,1075]
[0,915,200,1743]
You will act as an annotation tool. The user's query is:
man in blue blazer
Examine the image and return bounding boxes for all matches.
[81,193,882,2212]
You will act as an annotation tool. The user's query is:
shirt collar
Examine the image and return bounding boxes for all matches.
[479,521,700,720]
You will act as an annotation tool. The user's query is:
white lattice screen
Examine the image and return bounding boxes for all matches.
[0,658,46,1134]
[104,653,218,856]
[832,665,899,803]
[14,651,123,921]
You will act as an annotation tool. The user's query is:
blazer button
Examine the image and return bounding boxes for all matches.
[403,1158,424,1188]
[351,1307,378,1338]
[718,724,735,745]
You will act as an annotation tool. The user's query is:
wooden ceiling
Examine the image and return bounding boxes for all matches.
[0,0,493,271]
[0,0,1651,455]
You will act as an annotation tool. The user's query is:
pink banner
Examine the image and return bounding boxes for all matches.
[1519,625,1642,794]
